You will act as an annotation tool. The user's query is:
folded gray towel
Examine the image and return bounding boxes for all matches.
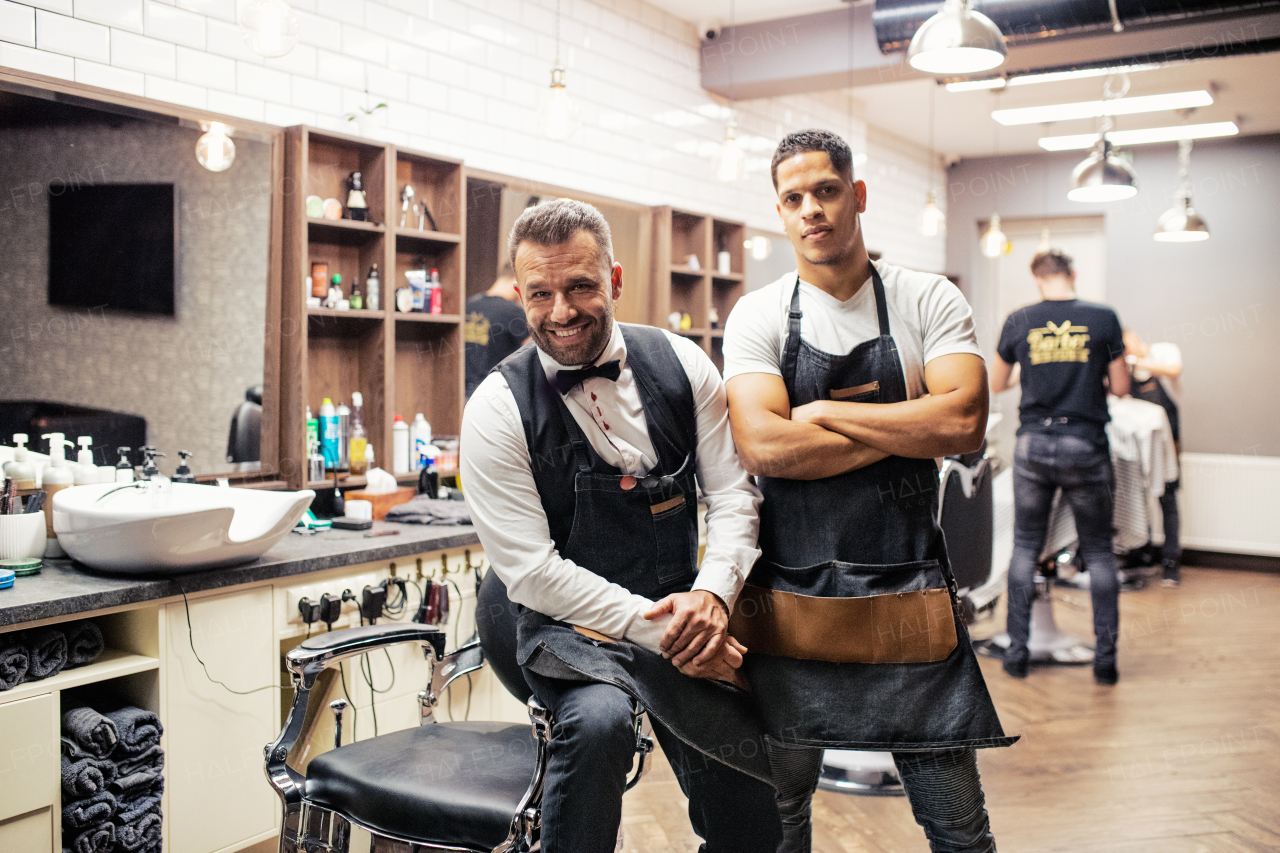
[113,805,162,852]
[109,769,161,797]
[62,790,117,829]
[116,744,164,776]
[65,620,105,668]
[114,774,163,824]
[62,746,118,798]
[68,820,114,853]
[0,634,29,691]
[62,707,119,759]
[105,706,163,756]
[25,626,68,680]
[384,495,472,525]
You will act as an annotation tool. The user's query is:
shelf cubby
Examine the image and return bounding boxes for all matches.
[394,320,463,439]
[305,131,387,227]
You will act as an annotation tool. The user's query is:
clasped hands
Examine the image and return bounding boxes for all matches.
[643,590,749,690]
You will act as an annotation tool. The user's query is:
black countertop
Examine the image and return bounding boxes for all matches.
[0,521,480,629]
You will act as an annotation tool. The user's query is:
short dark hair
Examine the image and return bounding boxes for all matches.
[508,198,614,271]
[771,129,855,189]
[1031,249,1074,278]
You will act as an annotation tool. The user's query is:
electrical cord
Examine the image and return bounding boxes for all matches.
[171,579,288,696]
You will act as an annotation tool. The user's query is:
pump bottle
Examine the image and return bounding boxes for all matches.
[40,433,75,557]
[3,434,37,490]
[73,437,97,485]
[115,447,135,483]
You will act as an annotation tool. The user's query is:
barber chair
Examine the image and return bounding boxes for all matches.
[265,571,654,852]
[820,444,1004,797]
[226,385,262,464]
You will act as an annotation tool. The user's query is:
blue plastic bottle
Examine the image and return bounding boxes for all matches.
[319,398,339,470]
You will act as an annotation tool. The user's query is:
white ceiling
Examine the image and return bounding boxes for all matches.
[646,0,850,28]
[849,53,1280,159]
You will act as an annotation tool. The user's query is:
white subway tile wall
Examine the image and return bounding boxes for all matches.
[4,0,947,271]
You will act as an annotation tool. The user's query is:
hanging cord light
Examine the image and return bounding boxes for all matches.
[539,0,580,141]
[713,0,745,182]
[195,121,236,172]
[240,0,298,58]
[1154,138,1210,242]
[980,92,1008,257]
[1068,74,1139,202]
[908,0,1007,75]
[921,84,946,236]
[1038,122,1052,249]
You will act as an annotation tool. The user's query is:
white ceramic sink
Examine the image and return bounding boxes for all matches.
[53,482,315,574]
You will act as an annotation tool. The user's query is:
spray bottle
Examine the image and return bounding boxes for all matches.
[411,413,431,473]
[320,398,339,470]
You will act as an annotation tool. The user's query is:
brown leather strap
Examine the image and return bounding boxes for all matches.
[650,495,685,515]
[729,585,958,664]
[831,380,880,400]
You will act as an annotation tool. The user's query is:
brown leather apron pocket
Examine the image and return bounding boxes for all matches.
[729,584,958,664]
[830,380,879,400]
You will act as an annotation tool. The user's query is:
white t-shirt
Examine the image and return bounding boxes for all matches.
[722,262,983,398]
[1132,341,1182,406]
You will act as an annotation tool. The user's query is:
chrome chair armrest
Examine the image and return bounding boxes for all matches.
[496,696,556,853]
[267,624,448,806]
[437,633,485,695]
[625,697,654,791]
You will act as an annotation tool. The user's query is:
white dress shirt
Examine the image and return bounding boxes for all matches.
[460,323,762,654]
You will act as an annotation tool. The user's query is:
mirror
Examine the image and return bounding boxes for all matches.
[0,81,276,480]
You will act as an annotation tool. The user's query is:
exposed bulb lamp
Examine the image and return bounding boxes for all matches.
[921,192,946,236]
[745,235,773,260]
[196,122,235,172]
[714,117,746,183]
[980,213,1007,258]
[907,0,1007,75]
[1037,227,1052,251]
[240,0,297,58]
[1154,139,1210,242]
[539,65,580,141]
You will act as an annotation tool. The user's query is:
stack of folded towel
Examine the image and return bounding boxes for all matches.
[60,703,164,853]
[0,620,105,692]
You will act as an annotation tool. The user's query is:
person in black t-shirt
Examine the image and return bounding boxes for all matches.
[465,264,529,399]
[990,249,1130,686]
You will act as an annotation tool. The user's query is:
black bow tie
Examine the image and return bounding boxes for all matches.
[554,360,621,394]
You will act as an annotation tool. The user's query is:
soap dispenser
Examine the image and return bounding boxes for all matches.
[139,446,165,481]
[40,433,75,558]
[2,434,37,490]
[174,450,196,483]
[73,436,97,485]
[115,447,135,483]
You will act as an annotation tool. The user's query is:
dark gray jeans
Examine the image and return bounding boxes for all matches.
[525,671,782,853]
[1160,479,1181,566]
[1008,431,1120,668]
[766,741,996,853]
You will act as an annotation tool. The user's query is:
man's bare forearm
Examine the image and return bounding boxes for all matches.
[735,413,888,480]
[803,394,986,459]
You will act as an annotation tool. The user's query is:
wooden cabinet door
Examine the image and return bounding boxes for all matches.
[165,586,278,853]
[0,693,58,825]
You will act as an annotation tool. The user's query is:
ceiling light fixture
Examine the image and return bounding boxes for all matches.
[908,0,1007,75]
[981,213,1008,258]
[195,122,235,172]
[1068,75,1139,202]
[240,0,297,58]
[714,115,746,182]
[992,89,1213,126]
[1154,138,1210,242]
[539,0,580,141]
[1038,120,1238,151]
[744,235,774,260]
[945,62,1162,92]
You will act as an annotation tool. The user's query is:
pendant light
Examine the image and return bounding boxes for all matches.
[1068,75,1138,202]
[920,85,946,236]
[240,0,297,58]
[981,213,1007,257]
[907,0,1007,75]
[1154,138,1210,242]
[195,122,235,172]
[539,0,580,141]
[714,115,746,182]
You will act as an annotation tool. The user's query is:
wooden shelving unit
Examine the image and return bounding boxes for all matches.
[650,208,746,374]
[281,126,465,490]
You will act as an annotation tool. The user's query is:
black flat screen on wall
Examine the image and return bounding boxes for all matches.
[48,183,177,315]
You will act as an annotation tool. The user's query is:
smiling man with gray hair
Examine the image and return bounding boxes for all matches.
[460,198,781,852]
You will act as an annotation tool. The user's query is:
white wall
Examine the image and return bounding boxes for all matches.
[0,0,946,273]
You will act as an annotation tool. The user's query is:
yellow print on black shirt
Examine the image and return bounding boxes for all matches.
[464,311,490,346]
[1027,320,1090,365]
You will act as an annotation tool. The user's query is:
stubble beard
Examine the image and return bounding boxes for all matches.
[533,302,614,366]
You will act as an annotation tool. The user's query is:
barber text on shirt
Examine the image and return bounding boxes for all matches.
[1027,321,1091,365]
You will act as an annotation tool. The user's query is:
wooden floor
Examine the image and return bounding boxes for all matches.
[621,567,1280,853]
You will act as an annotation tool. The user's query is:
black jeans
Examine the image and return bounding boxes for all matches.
[1007,432,1120,668]
[765,741,996,853]
[525,671,782,853]
[1160,479,1181,566]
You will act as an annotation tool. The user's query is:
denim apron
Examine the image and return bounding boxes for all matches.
[744,271,1016,751]
[1132,373,1180,444]
[496,324,775,785]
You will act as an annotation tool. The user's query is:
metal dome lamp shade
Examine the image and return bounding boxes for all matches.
[907,0,1007,75]
[1068,134,1138,202]
[1154,139,1209,242]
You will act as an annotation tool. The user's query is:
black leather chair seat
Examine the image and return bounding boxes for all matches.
[305,721,538,851]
